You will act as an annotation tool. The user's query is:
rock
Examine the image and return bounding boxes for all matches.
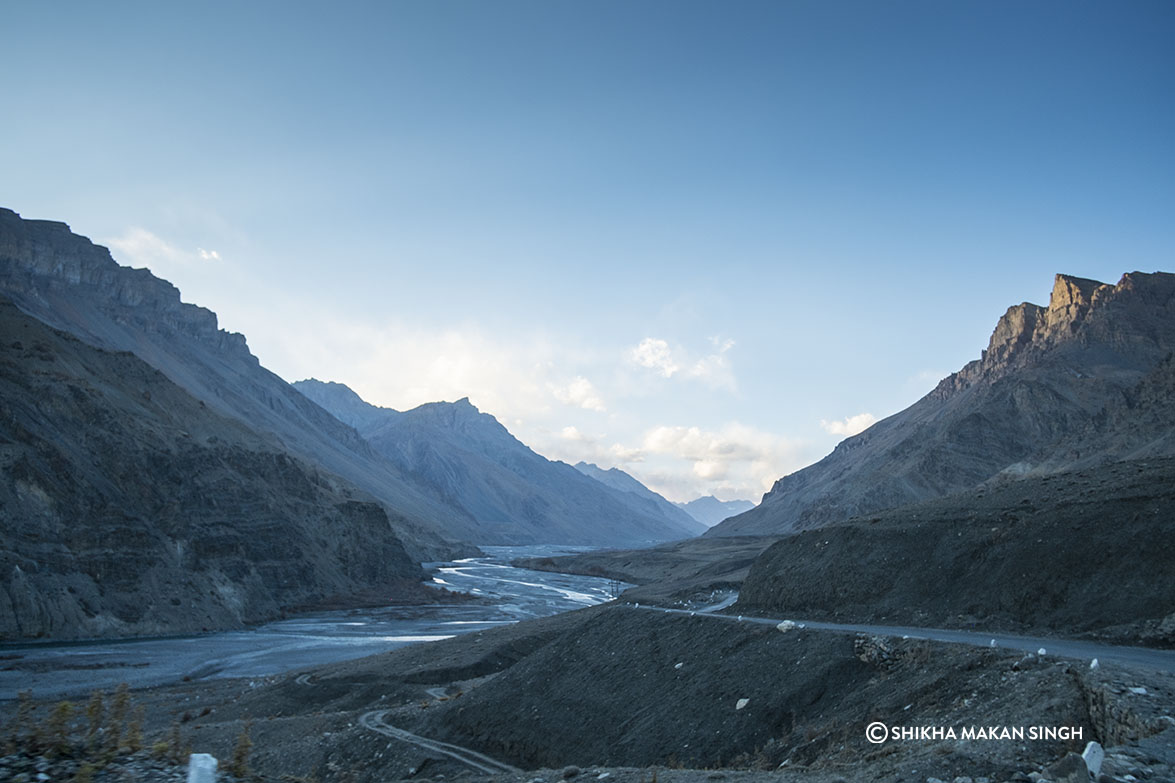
[674,662,683,669]
[1038,647,1047,656]
[1090,658,1099,669]
[1013,654,1038,671]
[777,620,798,633]
[1083,741,1105,777]
[561,766,581,779]
[187,753,218,783]
[1128,687,1148,695]
[1046,752,1092,783]
[735,698,749,710]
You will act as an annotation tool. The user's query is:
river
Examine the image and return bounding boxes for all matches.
[0,545,620,700]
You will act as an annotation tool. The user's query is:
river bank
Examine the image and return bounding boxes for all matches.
[0,546,621,700]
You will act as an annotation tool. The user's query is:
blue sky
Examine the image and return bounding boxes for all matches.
[3,1,1173,501]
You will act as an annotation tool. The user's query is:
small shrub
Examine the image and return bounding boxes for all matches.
[8,690,36,751]
[125,706,145,753]
[167,722,184,764]
[45,701,74,757]
[85,690,104,749]
[108,683,130,751]
[227,720,254,778]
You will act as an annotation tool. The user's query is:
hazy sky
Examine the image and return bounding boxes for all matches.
[3,1,1172,502]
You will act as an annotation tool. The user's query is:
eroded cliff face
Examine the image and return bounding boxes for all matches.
[0,212,253,362]
[711,271,1175,537]
[0,296,422,640]
[933,273,1175,396]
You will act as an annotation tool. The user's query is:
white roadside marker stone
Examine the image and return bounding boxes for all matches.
[187,753,218,783]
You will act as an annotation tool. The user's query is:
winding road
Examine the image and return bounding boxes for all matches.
[634,603,1175,673]
[359,710,520,775]
[350,598,1175,774]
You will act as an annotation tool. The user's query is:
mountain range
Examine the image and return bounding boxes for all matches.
[572,462,705,533]
[295,380,704,545]
[673,496,755,527]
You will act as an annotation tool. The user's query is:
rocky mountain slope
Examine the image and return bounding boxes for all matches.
[295,380,702,546]
[735,457,1175,644]
[572,462,705,534]
[675,495,755,526]
[0,208,475,560]
[0,297,423,640]
[711,271,1175,536]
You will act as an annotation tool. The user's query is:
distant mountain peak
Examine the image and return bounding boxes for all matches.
[675,496,756,527]
[300,382,705,544]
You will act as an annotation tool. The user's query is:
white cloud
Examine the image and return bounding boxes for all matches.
[692,459,728,480]
[550,376,606,412]
[633,422,805,500]
[104,228,224,283]
[629,338,679,377]
[105,228,186,268]
[627,336,736,391]
[560,425,588,442]
[609,443,645,462]
[819,412,877,437]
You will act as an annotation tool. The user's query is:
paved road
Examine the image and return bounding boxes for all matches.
[632,604,1175,673]
[359,710,520,775]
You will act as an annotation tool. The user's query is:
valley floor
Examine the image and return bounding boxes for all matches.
[4,603,1173,783]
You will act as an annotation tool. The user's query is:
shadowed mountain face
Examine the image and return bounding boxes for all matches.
[295,381,703,546]
[0,298,422,640]
[736,457,1175,643]
[572,462,706,536]
[711,272,1175,537]
[674,495,755,527]
[0,208,475,560]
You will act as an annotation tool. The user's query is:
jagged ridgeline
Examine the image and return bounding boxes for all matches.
[711,271,1175,536]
